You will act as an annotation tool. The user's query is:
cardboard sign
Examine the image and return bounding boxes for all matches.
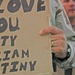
[0,0,52,75]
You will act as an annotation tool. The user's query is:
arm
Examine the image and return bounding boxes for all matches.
[39,0,75,69]
[39,26,75,69]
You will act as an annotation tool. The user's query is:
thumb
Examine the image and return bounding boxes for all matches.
[39,26,64,35]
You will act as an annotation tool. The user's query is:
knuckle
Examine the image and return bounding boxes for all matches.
[59,29,64,34]
[58,47,63,52]
[59,34,66,41]
[59,47,63,51]
[50,26,55,31]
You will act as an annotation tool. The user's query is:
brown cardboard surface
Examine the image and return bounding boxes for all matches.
[0,0,52,75]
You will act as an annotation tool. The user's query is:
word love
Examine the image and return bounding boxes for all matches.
[0,0,46,13]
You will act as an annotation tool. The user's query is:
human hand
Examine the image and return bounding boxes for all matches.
[39,26,68,58]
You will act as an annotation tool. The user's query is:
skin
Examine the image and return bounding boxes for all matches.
[61,0,75,31]
[39,26,68,58]
[39,0,75,59]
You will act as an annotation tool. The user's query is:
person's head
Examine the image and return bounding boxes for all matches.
[61,0,75,19]
[61,0,75,31]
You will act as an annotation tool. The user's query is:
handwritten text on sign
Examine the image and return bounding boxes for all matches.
[0,0,51,75]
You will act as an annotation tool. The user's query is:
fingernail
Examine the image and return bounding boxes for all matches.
[39,30,43,34]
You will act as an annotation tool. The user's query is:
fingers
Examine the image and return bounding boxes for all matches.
[39,26,68,58]
[51,34,66,41]
[51,40,65,47]
[39,26,64,35]
[51,38,67,58]
[51,34,67,58]
[52,46,67,58]
[52,47,63,53]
